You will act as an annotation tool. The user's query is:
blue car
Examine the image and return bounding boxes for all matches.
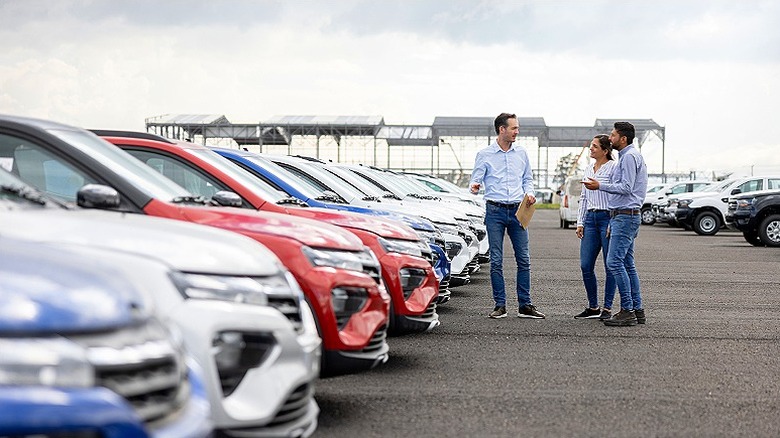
[0,237,212,438]
[213,147,452,302]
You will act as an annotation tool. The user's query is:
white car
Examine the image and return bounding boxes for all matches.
[558,175,583,229]
[0,170,322,437]
[672,175,780,235]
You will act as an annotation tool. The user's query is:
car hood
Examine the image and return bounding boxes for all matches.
[289,207,420,241]
[0,238,149,333]
[174,204,365,250]
[0,209,282,276]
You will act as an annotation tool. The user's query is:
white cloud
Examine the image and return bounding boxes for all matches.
[0,0,778,176]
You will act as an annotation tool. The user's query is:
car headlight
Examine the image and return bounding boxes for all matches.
[171,272,291,306]
[436,223,460,236]
[416,228,443,244]
[677,199,692,208]
[378,237,424,257]
[0,338,94,387]
[736,198,754,210]
[302,246,374,272]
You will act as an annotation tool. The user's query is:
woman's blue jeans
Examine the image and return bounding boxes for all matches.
[605,213,642,311]
[485,203,531,307]
[580,210,616,309]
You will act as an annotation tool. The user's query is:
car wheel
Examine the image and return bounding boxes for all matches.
[693,211,721,236]
[641,208,655,225]
[563,219,570,229]
[758,214,780,247]
[743,230,765,247]
[560,217,564,228]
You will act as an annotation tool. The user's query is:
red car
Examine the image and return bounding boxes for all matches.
[0,115,388,377]
[95,131,441,337]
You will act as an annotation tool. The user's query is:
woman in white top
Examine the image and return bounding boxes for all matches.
[574,135,618,320]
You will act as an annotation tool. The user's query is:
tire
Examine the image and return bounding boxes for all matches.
[560,217,564,228]
[641,208,655,225]
[758,214,780,247]
[563,219,570,229]
[693,211,721,236]
[743,230,765,247]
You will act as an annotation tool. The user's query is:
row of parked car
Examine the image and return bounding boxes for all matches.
[558,172,780,247]
[0,114,487,436]
[641,176,780,246]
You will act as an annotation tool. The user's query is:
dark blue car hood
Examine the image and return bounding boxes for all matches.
[0,238,145,334]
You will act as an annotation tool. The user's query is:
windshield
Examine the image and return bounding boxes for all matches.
[284,160,368,202]
[323,165,384,198]
[49,129,190,200]
[701,179,734,192]
[0,168,62,208]
[186,148,286,203]
[240,154,319,199]
[338,166,400,196]
[424,176,466,193]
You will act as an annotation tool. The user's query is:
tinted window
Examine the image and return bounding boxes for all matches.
[767,179,780,190]
[0,133,97,203]
[736,179,762,193]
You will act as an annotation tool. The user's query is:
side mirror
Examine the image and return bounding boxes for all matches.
[664,190,672,195]
[731,188,742,195]
[212,191,243,207]
[555,190,562,196]
[77,184,121,209]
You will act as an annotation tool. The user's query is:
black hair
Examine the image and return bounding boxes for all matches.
[594,134,613,160]
[614,121,635,145]
[494,113,517,134]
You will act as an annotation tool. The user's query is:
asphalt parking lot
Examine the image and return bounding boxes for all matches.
[314,209,780,437]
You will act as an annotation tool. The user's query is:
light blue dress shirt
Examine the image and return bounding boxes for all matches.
[470,141,534,203]
[599,144,648,209]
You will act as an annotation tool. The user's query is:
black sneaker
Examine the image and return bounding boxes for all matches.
[603,309,637,326]
[574,308,601,319]
[598,309,612,320]
[635,308,646,324]
[488,306,507,319]
[518,304,545,319]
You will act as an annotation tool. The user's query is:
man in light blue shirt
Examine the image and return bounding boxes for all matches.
[584,121,648,326]
[470,113,545,320]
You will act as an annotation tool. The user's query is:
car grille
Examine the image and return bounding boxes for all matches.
[439,274,451,292]
[266,383,315,428]
[267,294,303,334]
[421,301,437,319]
[360,324,388,354]
[72,320,188,424]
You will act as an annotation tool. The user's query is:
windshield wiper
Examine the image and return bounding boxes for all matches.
[382,192,402,201]
[1,184,48,205]
[171,195,208,205]
[315,193,347,204]
[276,196,309,207]
[408,193,440,201]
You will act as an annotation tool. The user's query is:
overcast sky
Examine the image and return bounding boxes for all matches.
[1,0,778,177]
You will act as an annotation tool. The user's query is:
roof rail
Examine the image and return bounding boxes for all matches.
[89,130,175,144]
[292,154,325,163]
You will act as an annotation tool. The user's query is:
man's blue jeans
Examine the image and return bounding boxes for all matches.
[580,210,616,309]
[485,203,531,307]
[605,213,642,311]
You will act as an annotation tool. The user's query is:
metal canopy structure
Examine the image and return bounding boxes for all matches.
[146,114,667,185]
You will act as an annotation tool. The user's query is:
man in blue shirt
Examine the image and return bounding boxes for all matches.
[583,121,648,326]
[470,113,545,319]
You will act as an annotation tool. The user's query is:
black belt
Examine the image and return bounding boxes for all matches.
[486,200,520,208]
[588,209,609,212]
[610,209,641,217]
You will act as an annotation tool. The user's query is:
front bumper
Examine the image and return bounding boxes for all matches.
[169,299,320,435]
